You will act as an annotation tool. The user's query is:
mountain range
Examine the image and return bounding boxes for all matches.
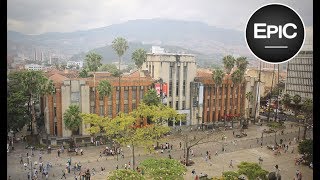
[7,19,253,66]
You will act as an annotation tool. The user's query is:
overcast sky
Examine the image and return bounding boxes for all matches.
[8,0,313,35]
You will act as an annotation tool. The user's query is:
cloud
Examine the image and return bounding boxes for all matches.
[7,0,313,34]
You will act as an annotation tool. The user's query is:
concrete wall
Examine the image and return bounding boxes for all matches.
[81,85,90,136]
[144,54,197,126]
[61,81,72,137]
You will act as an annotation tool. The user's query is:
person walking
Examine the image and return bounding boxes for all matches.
[61,170,67,179]
[179,142,182,149]
[19,154,23,164]
[229,160,233,168]
[58,149,61,157]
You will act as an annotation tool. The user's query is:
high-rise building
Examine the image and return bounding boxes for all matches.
[285,44,313,100]
[144,48,197,126]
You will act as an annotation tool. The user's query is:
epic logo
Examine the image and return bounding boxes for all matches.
[246,4,305,63]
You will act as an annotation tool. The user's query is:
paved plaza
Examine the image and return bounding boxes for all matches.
[7,122,313,179]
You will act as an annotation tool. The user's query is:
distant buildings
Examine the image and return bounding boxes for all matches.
[285,44,313,100]
[25,64,45,71]
[67,61,83,68]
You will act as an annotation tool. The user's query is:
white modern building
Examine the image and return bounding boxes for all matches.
[25,64,45,71]
[144,48,197,126]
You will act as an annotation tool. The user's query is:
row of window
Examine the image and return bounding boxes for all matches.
[286,84,313,93]
[288,64,312,72]
[286,78,313,85]
[168,101,186,110]
[287,71,312,79]
[168,80,187,97]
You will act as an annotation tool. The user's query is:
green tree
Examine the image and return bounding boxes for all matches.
[108,169,145,180]
[282,93,291,110]
[99,64,118,72]
[8,71,55,135]
[84,52,102,72]
[222,171,239,180]
[245,92,253,119]
[79,68,90,78]
[267,122,285,145]
[81,113,109,136]
[132,48,147,85]
[7,91,29,132]
[236,56,249,73]
[223,55,235,74]
[139,158,187,180]
[97,80,112,116]
[301,98,312,140]
[142,89,160,106]
[63,105,82,135]
[298,139,313,164]
[237,162,269,180]
[292,94,302,116]
[112,37,129,113]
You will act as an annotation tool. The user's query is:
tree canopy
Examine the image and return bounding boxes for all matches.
[221,162,268,180]
[142,89,161,106]
[298,139,313,163]
[112,37,129,58]
[139,158,187,180]
[213,68,225,86]
[223,55,236,74]
[7,70,55,134]
[99,64,118,73]
[108,169,145,180]
[132,48,147,69]
[81,113,109,136]
[63,105,82,135]
[84,52,102,72]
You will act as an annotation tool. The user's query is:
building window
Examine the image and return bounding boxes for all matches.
[124,87,129,100]
[108,94,112,101]
[219,99,221,106]
[140,87,144,99]
[116,88,120,101]
[54,107,57,117]
[230,98,233,106]
[132,87,137,100]
[169,101,172,108]
[176,81,179,96]
[219,87,222,95]
[99,94,103,101]
[169,66,173,80]
[124,104,129,113]
[90,87,95,101]
[100,105,104,116]
[177,66,180,80]
[183,66,187,81]
[53,94,57,103]
[182,101,186,110]
[90,106,95,114]
[132,103,136,110]
[108,105,112,117]
[152,65,154,78]
[183,81,186,96]
[207,99,210,107]
[116,104,120,113]
[176,101,179,110]
[71,92,80,103]
[169,81,173,97]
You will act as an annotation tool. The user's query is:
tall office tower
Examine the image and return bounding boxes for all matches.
[285,44,313,100]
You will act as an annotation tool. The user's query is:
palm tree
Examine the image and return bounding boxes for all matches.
[223,55,235,74]
[236,56,249,73]
[292,94,302,117]
[64,105,82,136]
[97,80,112,117]
[112,37,129,114]
[132,48,147,86]
[245,92,253,120]
[213,69,225,121]
[231,69,244,127]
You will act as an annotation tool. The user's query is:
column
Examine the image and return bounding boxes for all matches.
[48,95,54,135]
[214,85,219,122]
[203,86,208,123]
[95,90,99,115]
[209,85,214,122]
[128,87,132,112]
[221,84,226,118]
[227,84,231,115]
[56,89,63,137]
[120,87,125,112]
[112,87,117,118]
[237,85,241,114]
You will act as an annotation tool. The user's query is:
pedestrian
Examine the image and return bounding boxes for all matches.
[116,165,118,170]
[229,160,233,168]
[80,149,83,155]
[233,131,235,136]
[261,142,263,148]
[171,144,173,150]
[215,151,218,156]
[179,142,182,149]
[39,152,42,161]
[258,157,263,164]
[61,170,67,179]
[257,138,259,144]
[20,154,23,164]
[168,154,172,159]
[192,169,196,176]
[58,149,60,157]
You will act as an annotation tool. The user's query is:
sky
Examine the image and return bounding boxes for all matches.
[8,0,313,35]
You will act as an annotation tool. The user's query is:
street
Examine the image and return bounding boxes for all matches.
[7,121,313,179]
